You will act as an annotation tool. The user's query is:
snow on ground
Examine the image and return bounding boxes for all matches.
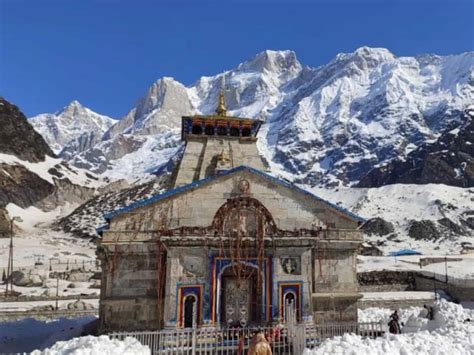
[31,335,150,355]
[305,325,474,355]
[6,203,77,231]
[359,254,474,285]
[358,305,427,324]
[305,299,474,355]
[0,228,95,270]
[0,316,97,353]
[0,153,105,188]
[0,224,98,298]
[310,184,473,255]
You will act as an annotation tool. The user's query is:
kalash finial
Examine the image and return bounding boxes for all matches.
[215,74,227,116]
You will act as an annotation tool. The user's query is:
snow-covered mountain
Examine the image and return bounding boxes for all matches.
[30,100,115,154]
[0,98,114,236]
[33,48,474,186]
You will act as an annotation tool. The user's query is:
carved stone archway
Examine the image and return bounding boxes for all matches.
[211,197,277,237]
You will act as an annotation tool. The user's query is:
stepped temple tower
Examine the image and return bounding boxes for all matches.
[97,89,364,332]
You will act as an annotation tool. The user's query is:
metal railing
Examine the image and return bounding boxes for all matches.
[109,321,384,354]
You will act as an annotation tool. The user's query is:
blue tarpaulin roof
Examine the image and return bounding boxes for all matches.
[389,249,422,256]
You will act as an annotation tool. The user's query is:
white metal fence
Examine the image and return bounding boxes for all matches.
[109,321,383,354]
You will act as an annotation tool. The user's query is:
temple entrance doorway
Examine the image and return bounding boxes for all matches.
[220,264,262,327]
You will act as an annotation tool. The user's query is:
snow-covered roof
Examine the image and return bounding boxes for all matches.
[103,165,365,222]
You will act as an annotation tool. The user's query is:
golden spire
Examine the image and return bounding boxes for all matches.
[218,149,229,163]
[215,75,227,116]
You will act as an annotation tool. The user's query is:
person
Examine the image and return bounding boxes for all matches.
[424,304,434,320]
[248,331,272,355]
[388,310,401,334]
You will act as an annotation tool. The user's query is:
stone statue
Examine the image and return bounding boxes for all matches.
[282,258,297,274]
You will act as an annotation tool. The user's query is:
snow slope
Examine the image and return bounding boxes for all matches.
[30,101,115,154]
[0,153,105,188]
[33,48,473,186]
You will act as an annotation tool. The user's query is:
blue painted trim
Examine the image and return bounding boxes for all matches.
[103,165,365,223]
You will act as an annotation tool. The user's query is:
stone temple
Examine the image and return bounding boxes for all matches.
[97,90,365,333]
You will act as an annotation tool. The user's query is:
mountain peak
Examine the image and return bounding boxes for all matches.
[30,101,114,153]
[56,100,86,115]
[353,46,393,56]
[334,46,395,65]
[239,49,301,74]
[69,99,82,107]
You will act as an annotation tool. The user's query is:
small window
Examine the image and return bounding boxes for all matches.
[204,125,215,135]
[217,125,227,136]
[229,126,240,136]
[241,126,252,137]
[192,124,203,135]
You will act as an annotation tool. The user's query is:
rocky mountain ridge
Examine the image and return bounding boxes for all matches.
[358,106,474,188]
[31,47,474,187]
[0,98,55,162]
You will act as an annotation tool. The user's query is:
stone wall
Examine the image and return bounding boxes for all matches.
[98,242,165,333]
[311,246,361,323]
[174,136,266,187]
[313,249,358,294]
[356,271,474,302]
[357,271,416,292]
[312,297,359,323]
[358,298,435,309]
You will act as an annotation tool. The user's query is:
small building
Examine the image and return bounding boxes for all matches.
[97,91,364,332]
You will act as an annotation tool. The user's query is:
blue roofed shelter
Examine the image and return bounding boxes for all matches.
[97,91,365,333]
[389,249,422,257]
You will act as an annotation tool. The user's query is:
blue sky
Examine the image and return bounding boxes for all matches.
[1,0,473,118]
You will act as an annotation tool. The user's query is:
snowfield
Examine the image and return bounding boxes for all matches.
[305,299,474,355]
[31,335,150,355]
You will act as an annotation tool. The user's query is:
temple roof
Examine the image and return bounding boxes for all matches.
[181,80,263,140]
[103,166,365,223]
[181,115,263,140]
